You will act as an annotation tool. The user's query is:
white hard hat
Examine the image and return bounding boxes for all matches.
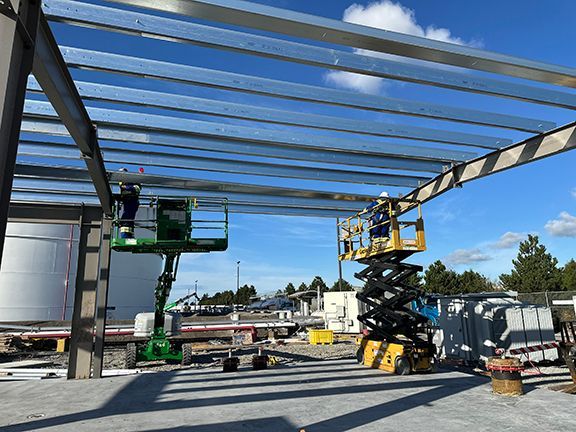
[379,191,389,198]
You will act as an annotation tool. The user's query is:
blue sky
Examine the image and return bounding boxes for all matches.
[33,0,576,298]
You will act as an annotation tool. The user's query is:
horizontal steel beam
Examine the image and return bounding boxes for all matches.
[23,100,477,165]
[60,45,576,116]
[31,13,112,213]
[13,183,362,217]
[14,162,373,202]
[20,119,450,173]
[107,0,576,88]
[12,178,366,212]
[26,77,509,149]
[401,121,576,212]
[42,0,565,124]
[8,200,91,225]
[11,190,353,218]
[18,140,430,187]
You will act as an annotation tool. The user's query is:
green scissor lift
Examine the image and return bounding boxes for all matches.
[111,196,228,368]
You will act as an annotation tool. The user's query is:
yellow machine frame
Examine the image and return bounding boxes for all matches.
[357,338,433,375]
[337,197,426,262]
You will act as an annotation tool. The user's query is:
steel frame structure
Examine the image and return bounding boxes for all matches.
[1,0,575,380]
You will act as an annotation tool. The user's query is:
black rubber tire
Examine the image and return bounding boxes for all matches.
[125,343,137,369]
[356,348,364,364]
[395,356,411,375]
[181,343,193,366]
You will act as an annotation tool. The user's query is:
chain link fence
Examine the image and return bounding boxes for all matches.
[518,291,576,329]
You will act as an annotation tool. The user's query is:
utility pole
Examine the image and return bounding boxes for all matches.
[236,261,240,293]
[336,218,343,291]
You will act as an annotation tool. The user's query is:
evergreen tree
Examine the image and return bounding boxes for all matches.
[458,270,493,293]
[298,282,308,292]
[423,260,460,295]
[309,276,328,293]
[499,235,561,293]
[329,278,354,291]
[405,272,424,289]
[235,284,257,304]
[284,282,296,296]
[562,259,576,291]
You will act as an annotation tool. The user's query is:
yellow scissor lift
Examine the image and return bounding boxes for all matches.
[338,197,435,375]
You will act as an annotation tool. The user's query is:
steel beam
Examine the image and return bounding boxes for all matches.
[67,205,103,380]
[23,100,477,164]
[20,119,449,173]
[61,46,576,114]
[0,0,40,272]
[10,191,360,218]
[42,0,567,122]
[14,162,373,203]
[18,140,430,187]
[7,200,86,225]
[92,216,111,379]
[12,177,368,212]
[401,121,576,213]
[32,13,113,213]
[26,78,510,148]
[107,0,576,87]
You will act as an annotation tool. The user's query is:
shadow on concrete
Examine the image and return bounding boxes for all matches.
[135,416,297,432]
[2,363,487,432]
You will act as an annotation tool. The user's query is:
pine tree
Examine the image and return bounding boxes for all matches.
[458,270,493,293]
[499,235,561,293]
[297,282,308,292]
[423,260,460,295]
[284,283,296,295]
[405,272,424,289]
[562,259,576,291]
[329,278,354,291]
[309,276,328,293]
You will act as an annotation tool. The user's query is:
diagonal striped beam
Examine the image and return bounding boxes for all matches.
[400,121,576,213]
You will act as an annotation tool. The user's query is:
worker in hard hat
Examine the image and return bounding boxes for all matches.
[118,167,141,239]
[366,191,390,240]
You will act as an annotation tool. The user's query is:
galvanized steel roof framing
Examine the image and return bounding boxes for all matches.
[5,0,576,216]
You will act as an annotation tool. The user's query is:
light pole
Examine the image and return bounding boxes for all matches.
[236,261,240,293]
[194,280,198,297]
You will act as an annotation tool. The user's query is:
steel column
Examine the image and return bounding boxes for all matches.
[0,0,40,270]
[92,216,112,379]
[67,205,103,380]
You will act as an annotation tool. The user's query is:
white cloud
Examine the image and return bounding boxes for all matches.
[571,188,576,199]
[325,71,385,95]
[324,0,479,94]
[545,211,576,237]
[444,248,491,265]
[491,232,528,249]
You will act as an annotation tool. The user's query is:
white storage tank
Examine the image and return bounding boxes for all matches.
[0,222,160,321]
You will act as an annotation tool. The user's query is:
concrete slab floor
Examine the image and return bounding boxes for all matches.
[0,359,574,432]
